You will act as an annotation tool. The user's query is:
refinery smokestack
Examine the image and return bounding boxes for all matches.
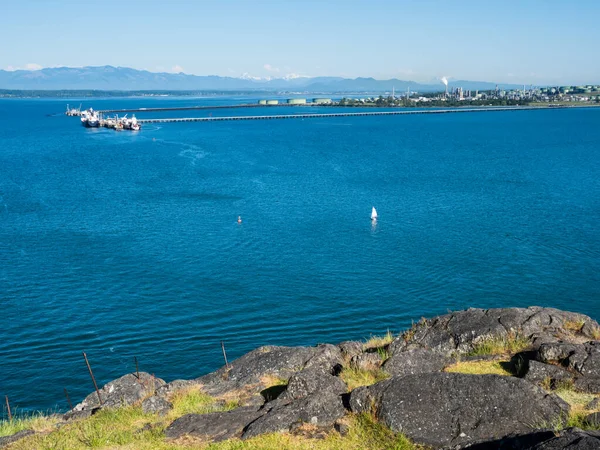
[441,77,449,97]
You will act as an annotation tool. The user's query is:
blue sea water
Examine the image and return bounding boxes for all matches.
[1,98,599,415]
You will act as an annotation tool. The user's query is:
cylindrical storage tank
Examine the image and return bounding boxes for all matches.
[313,98,332,104]
[258,100,267,105]
[266,100,279,105]
[287,98,307,105]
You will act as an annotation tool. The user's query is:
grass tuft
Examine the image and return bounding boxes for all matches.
[340,367,390,391]
[0,411,61,438]
[467,333,531,357]
[564,319,586,334]
[363,330,394,351]
[444,359,514,376]
[169,386,236,418]
[591,326,600,340]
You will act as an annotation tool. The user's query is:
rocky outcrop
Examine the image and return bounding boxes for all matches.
[537,342,600,376]
[383,347,448,376]
[391,307,598,356]
[166,406,265,442]
[242,391,346,439]
[57,307,600,448]
[586,397,600,410]
[535,341,600,392]
[68,372,165,415]
[523,360,573,385]
[279,368,347,400]
[196,345,340,400]
[142,395,173,416]
[349,372,569,448]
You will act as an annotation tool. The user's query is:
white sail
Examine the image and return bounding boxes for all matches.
[371,207,378,220]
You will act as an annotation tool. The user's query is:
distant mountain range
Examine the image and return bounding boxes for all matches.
[0,65,524,93]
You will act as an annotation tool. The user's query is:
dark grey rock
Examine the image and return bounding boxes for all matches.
[393,307,598,356]
[350,352,382,370]
[383,348,448,376]
[155,379,198,398]
[574,377,600,394]
[537,342,600,377]
[72,372,165,411]
[349,372,569,448]
[242,391,346,439]
[584,412,600,426]
[334,421,350,437]
[280,368,347,400]
[0,429,35,448]
[142,395,173,416]
[303,344,344,374]
[441,429,556,449]
[165,406,264,442]
[586,397,600,410]
[338,341,363,360]
[523,360,573,384]
[196,346,317,397]
[531,427,600,449]
[536,342,580,364]
[63,408,99,421]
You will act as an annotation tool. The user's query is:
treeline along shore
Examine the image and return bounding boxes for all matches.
[2,306,600,449]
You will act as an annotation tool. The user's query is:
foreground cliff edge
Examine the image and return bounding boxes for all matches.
[2,306,600,449]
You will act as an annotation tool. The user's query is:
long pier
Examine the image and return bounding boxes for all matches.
[137,106,559,124]
[97,103,286,114]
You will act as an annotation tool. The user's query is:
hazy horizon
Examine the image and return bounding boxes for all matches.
[2,0,599,86]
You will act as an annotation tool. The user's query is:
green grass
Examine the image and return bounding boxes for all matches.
[201,413,422,450]
[467,333,531,357]
[0,410,61,438]
[7,408,422,450]
[536,378,600,432]
[444,359,514,376]
[339,367,390,391]
[169,387,238,418]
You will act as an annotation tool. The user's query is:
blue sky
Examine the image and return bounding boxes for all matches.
[1,0,599,84]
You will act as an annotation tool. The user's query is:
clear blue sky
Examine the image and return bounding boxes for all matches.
[2,0,599,84]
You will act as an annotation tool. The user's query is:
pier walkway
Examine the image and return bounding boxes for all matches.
[97,104,284,114]
[137,106,553,124]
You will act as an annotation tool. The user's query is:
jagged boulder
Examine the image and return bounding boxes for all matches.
[349,372,569,448]
[338,341,363,360]
[584,412,600,426]
[242,391,346,439]
[586,397,600,410]
[279,368,347,400]
[537,342,600,376]
[71,372,165,412]
[391,307,599,356]
[530,428,600,449]
[165,406,265,442]
[196,344,343,400]
[574,377,600,394]
[383,348,448,376]
[142,395,173,416]
[302,344,344,374]
[523,360,573,384]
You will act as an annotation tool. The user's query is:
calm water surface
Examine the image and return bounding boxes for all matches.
[1,98,599,413]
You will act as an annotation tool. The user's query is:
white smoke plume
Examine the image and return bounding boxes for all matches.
[441,76,448,86]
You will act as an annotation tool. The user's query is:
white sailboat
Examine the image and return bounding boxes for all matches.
[371,207,378,221]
